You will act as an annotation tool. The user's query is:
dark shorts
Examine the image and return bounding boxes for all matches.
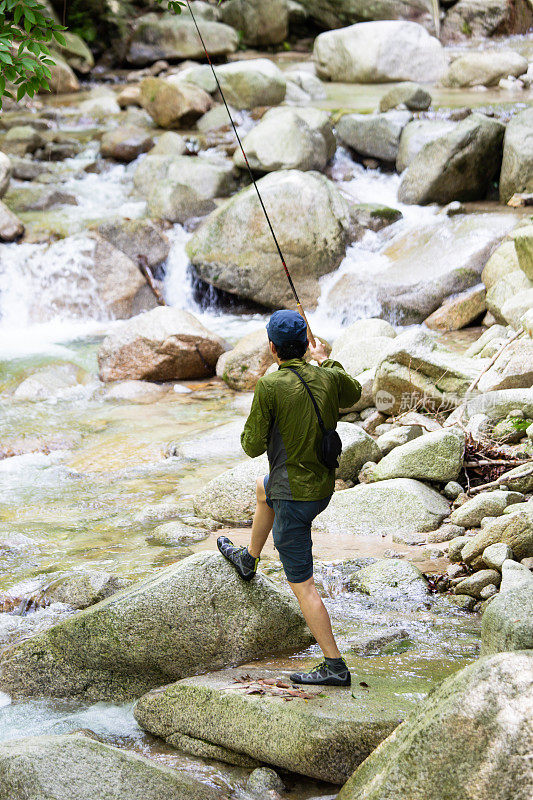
[264,475,331,584]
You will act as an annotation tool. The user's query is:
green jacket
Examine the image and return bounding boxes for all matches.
[241,358,361,501]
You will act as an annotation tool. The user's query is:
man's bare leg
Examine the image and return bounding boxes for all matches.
[288,576,341,659]
[248,476,275,559]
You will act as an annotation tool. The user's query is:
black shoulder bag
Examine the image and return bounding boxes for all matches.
[287,367,342,470]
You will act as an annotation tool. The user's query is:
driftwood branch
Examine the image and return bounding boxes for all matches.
[138,255,166,306]
[468,462,533,495]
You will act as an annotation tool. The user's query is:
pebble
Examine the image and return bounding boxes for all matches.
[443,481,464,500]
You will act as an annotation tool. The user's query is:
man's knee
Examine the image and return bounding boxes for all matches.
[256,476,267,503]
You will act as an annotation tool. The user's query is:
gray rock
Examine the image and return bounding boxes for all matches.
[479,584,499,601]
[97,218,169,270]
[0,200,24,241]
[443,50,528,88]
[337,423,382,482]
[313,479,450,537]
[448,388,533,425]
[220,0,288,45]
[187,170,350,309]
[448,593,476,610]
[147,181,215,224]
[396,119,456,172]
[500,107,533,203]
[454,569,501,598]
[462,507,533,565]
[134,154,236,200]
[443,480,464,500]
[147,521,209,547]
[13,364,82,401]
[0,151,11,197]
[336,651,533,800]
[234,107,335,173]
[376,425,424,455]
[360,429,465,483]
[337,111,412,163]
[134,666,406,784]
[0,552,312,701]
[398,114,505,205]
[314,21,447,83]
[149,131,187,156]
[193,454,269,523]
[215,59,286,110]
[442,0,533,41]
[482,543,514,571]
[427,523,465,543]
[98,307,227,383]
[451,491,524,527]
[379,82,431,112]
[100,126,153,162]
[349,559,429,598]
[128,13,237,65]
[43,570,131,610]
[245,767,285,795]
[481,584,533,655]
[499,559,533,593]
[216,329,274,390]
[477,339,533,392]
[448,535,471,563]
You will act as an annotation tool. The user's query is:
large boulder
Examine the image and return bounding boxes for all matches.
[398,113,505,205]
[134,665,405,783]
[349,559,429,599]
[0,733,221,800]
[193,454,269,523]
[379,82,431,112]
[477,339,533,392]
[313,479,449,536]
[485,270,533,324]
[234,107,335,173]
[450,490,524,528]
[513,224,533,280]
[97,307,227,382]
[481,584,533,655]
[443,50,528,88]
[186,170,351,309]
[134,154,236,200]
[220,0,288,45]
[337,651,533,800]
[330,320,396,379]
[482,240,521,290]
[313,22,447,83]
[448,389,533,424]
[0,151,11,197]
[0,552,312,701]
[336,422,382,481]
[100,126,154,162]
[299,0,432,28]
[396,119,456,172]
[372,329,481,415]
[215,59,287,110]
[461,508,533,565]
[97,218,170,270]
[0,200,24,241]
[147,182,215,224]
[336,111,412,163]
[216,329,274,390]
[500,107,533,204]
[46,53,80,93]
[140,77,212,128]
[424,284,487,332]
[327,213,513,325]
[128,13,238,65]
[442,0,533,41]
[359,429,465,484]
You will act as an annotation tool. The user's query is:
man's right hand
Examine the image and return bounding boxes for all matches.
[308,339,330,365]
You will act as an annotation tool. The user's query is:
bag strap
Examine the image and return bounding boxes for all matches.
[286,367,327,435]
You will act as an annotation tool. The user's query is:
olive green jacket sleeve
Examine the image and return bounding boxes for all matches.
[241,379,272,458]
[320,358,361,408]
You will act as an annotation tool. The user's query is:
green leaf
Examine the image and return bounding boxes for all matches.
[13,4,22,23]
[52,29,66,46]
[24,6,34,23]
[16,83,26,101]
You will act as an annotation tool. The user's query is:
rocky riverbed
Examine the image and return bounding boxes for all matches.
[1,1,533,798]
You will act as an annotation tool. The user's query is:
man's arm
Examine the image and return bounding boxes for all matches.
[309,340,361,408]
[241,379,272,458]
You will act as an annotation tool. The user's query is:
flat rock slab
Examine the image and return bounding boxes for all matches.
[134,667,411,784]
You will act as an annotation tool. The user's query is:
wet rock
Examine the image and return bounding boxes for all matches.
[284,69,326,101]
[447,535,471,563]
[245,767,285,796]
[483,542,514,570]
[44,570,132,610]
[448,593,476,610]
[443,480,464,500]
[197,103,240,132]
[0,151,11,197]
[0,200,24,241]
[147,521,209,547]
[100,126,153,162]
[134,154,236,200]
[442,0,533,41]
[215,59,286,110]
[450,491,524,528]
[337,423,382,482]
[13,364,83,401]
[140,77,212,128]
[15,187,78,213]
[148,182,215,224]
[46,53,80,93]
[0,552,311,701]
[1,125,43,156]
[337,111,412,163]
[149,130,187,155]
[477,339,533,392]
[298,0,431,28]
[398,113,505,205]
[443,51,528,88]
[174,420,247,463]
[103,380,170,403]
[500,107,533,204]
[427,523,465,543]
[97,218,170,270]
[314,21,446,83]
[499,558,533,593]
[376,425,424,456]
[234,107,335,173]
[424,284,486,332]
[347,203,402,238]
[116,84,142,108]
[454,569,501,598]
[220,0,288,45]
[462,508,533,565]
[349,559,429,598]
[98,307,227,383]
[314,479,449,537]
[134,665,403,784]
[216,329,274,390]
[373,329,481,415]
[481,584,533,654]
[193,454,269,523]
[128,13,238,65]
[187,170,350,310]
[78,91,121,118]
[396,119,456,172]
[0,732,222,800]
[379,82,431,112]
[337,651,533,800]
[360,429,465,484]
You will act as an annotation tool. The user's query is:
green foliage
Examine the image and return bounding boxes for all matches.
[510,418,532,433]
[0,0,66,107]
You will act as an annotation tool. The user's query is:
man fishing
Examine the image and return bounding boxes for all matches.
[218,310,361,687]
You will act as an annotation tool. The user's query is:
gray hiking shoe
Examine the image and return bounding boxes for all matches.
[217,536,259,581]
[290,659,351,687]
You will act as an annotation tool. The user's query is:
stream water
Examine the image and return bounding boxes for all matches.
[0,35,531,796]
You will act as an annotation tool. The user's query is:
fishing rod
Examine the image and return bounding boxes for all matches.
[184,0,317,348]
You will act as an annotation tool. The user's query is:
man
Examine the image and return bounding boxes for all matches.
[218,310,361,686]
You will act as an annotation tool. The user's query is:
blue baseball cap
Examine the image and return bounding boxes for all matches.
[266,310,308,346]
